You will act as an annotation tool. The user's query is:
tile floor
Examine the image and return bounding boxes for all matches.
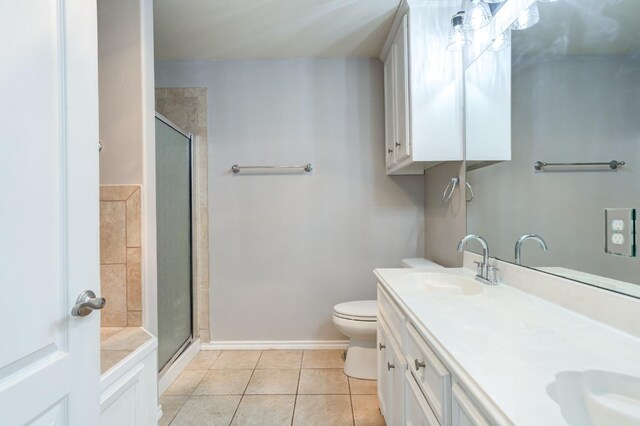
[160,349,386,426]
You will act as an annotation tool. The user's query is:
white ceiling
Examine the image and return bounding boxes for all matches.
[513,0,640,56]
[153,0,401,61]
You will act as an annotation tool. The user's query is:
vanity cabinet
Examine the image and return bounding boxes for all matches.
[380,0,463,175]
[377,284,495,426]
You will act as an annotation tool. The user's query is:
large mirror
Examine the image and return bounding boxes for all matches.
[465,0,640,298]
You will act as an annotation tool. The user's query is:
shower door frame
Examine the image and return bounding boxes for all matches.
[155,112,198,377]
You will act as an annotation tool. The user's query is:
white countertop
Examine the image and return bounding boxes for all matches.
[374,267,640,425]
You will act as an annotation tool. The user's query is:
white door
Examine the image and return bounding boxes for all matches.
[0,1,101,424]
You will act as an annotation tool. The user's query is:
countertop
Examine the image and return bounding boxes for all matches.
[374,267,640,425]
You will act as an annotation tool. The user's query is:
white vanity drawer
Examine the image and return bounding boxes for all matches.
[405,322,451,426]
[377,284,405,346]
[405,371,440,426]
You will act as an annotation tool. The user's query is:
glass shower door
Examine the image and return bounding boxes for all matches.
[155,114,194,372]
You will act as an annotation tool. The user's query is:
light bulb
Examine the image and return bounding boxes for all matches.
[489,30,511,51]
[464,0,492,30]
[447,11,471,51]
[511,2,540,30]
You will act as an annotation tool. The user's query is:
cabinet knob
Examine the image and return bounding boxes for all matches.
[387,149,393,154]
[414,359,426,370]
[395,142,401,147]
[379,343,386,351]
[387,362,395,371]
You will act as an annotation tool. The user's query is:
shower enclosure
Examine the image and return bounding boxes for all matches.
[155,113,194,373]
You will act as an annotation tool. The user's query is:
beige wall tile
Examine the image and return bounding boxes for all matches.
[349,378,377,395]
[127,310,142,326]
[100,327,123,341]
[293,395,353,426]
[100,264,127,326]
[125,188,141,247]
[197,95,208,127]
[155,88,168,99]
[198,287,210,327]
[193,369,253,395]
[352,395,385,426]
[256,350,302,370]
[211,351,262,370]
[245,369,299,395]
[100,185,138,201]
[156,97,198,134]
[164,369,208,396]
[231,395,295,426]
[100,201,126,264]
[298,369,349,395]
[302,350,345,369]
[101,350,131,374]
[199,328,210,343]
[126,247,141,310]
[171,395,240,426]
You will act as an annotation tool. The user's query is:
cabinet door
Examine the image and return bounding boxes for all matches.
[405,371,440,426]
[388,335,406,426]
[377,321,390,418]
[452,383,490,426]
[383,44,397,168]
[393,15,411,163]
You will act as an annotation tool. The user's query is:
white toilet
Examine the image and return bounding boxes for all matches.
[333,300,378,379]
[333,258,443,380]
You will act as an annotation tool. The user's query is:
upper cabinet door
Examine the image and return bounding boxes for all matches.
[384,44,398,169]
[393,15,411,163]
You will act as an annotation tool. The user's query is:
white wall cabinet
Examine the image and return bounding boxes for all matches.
[380,0,462,175]
[377,284,497,426]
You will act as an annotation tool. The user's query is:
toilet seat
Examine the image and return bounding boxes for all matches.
[333,300,377,322]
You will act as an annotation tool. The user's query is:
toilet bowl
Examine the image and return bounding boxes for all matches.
[332,300,377,380]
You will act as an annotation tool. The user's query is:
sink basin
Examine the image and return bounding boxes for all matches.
[399,272,482,296]
[547,370,640,425]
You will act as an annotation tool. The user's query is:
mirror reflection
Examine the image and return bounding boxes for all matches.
[465,0,640,298]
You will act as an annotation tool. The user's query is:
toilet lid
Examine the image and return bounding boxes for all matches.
[333,300,377,319]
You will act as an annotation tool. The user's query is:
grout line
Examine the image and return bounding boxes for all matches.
[348,375,356,426]
[229,350,263,425]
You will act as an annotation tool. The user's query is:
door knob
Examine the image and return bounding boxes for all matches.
[71,290,106,317]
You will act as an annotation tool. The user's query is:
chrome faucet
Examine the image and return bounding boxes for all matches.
[514,234,548,265]
[457,234,499,285]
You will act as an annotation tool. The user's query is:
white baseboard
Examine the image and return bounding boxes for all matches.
[158,338,201,396]
[201,340,349,350]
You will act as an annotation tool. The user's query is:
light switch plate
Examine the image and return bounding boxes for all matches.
[605,208,636,257]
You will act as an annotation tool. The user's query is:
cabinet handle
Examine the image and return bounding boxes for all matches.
[379,343,386,350]
[414,359,426,370]
[387,149,393,154]
[395,142,401,147]
[387,362,395,371]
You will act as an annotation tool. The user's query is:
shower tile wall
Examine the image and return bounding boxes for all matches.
[100,185,142,326]
[156,87,210,342]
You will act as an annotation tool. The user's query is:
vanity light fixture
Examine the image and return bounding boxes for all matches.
[447,11,472,51]
[464,0,492,30]
[511,1,540,30]
[488,29,511,51]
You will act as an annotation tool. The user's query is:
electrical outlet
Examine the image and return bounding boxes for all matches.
[605,208,636,257]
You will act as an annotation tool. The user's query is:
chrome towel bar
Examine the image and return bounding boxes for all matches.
[231,163,313,174]
[534,160,625,171]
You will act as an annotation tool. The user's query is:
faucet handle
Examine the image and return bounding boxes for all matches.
[487,265,500,285]
[474,261,484,275]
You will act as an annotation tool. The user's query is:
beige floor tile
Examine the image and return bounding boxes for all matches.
[293,395,354,426]
[349,377,377,395]
[256,350,303,369]
[245,369,300,395]
[100,327,123,342]
[171,395,241,426]
[100,327,151,350]
[193,369,253,395]
[352,395,385,426]
[164,369,208,396]
[302,350,345,368]
[211,350,262,369]
[298,369,349,394]
[231,395,295,426]
[186,351,221,370]
[100,350,131,374]
[159,395,188,426]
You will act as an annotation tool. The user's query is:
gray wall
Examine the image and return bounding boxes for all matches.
[467,55,640,284]
[155,59,425,341]
[98,0,143,184]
